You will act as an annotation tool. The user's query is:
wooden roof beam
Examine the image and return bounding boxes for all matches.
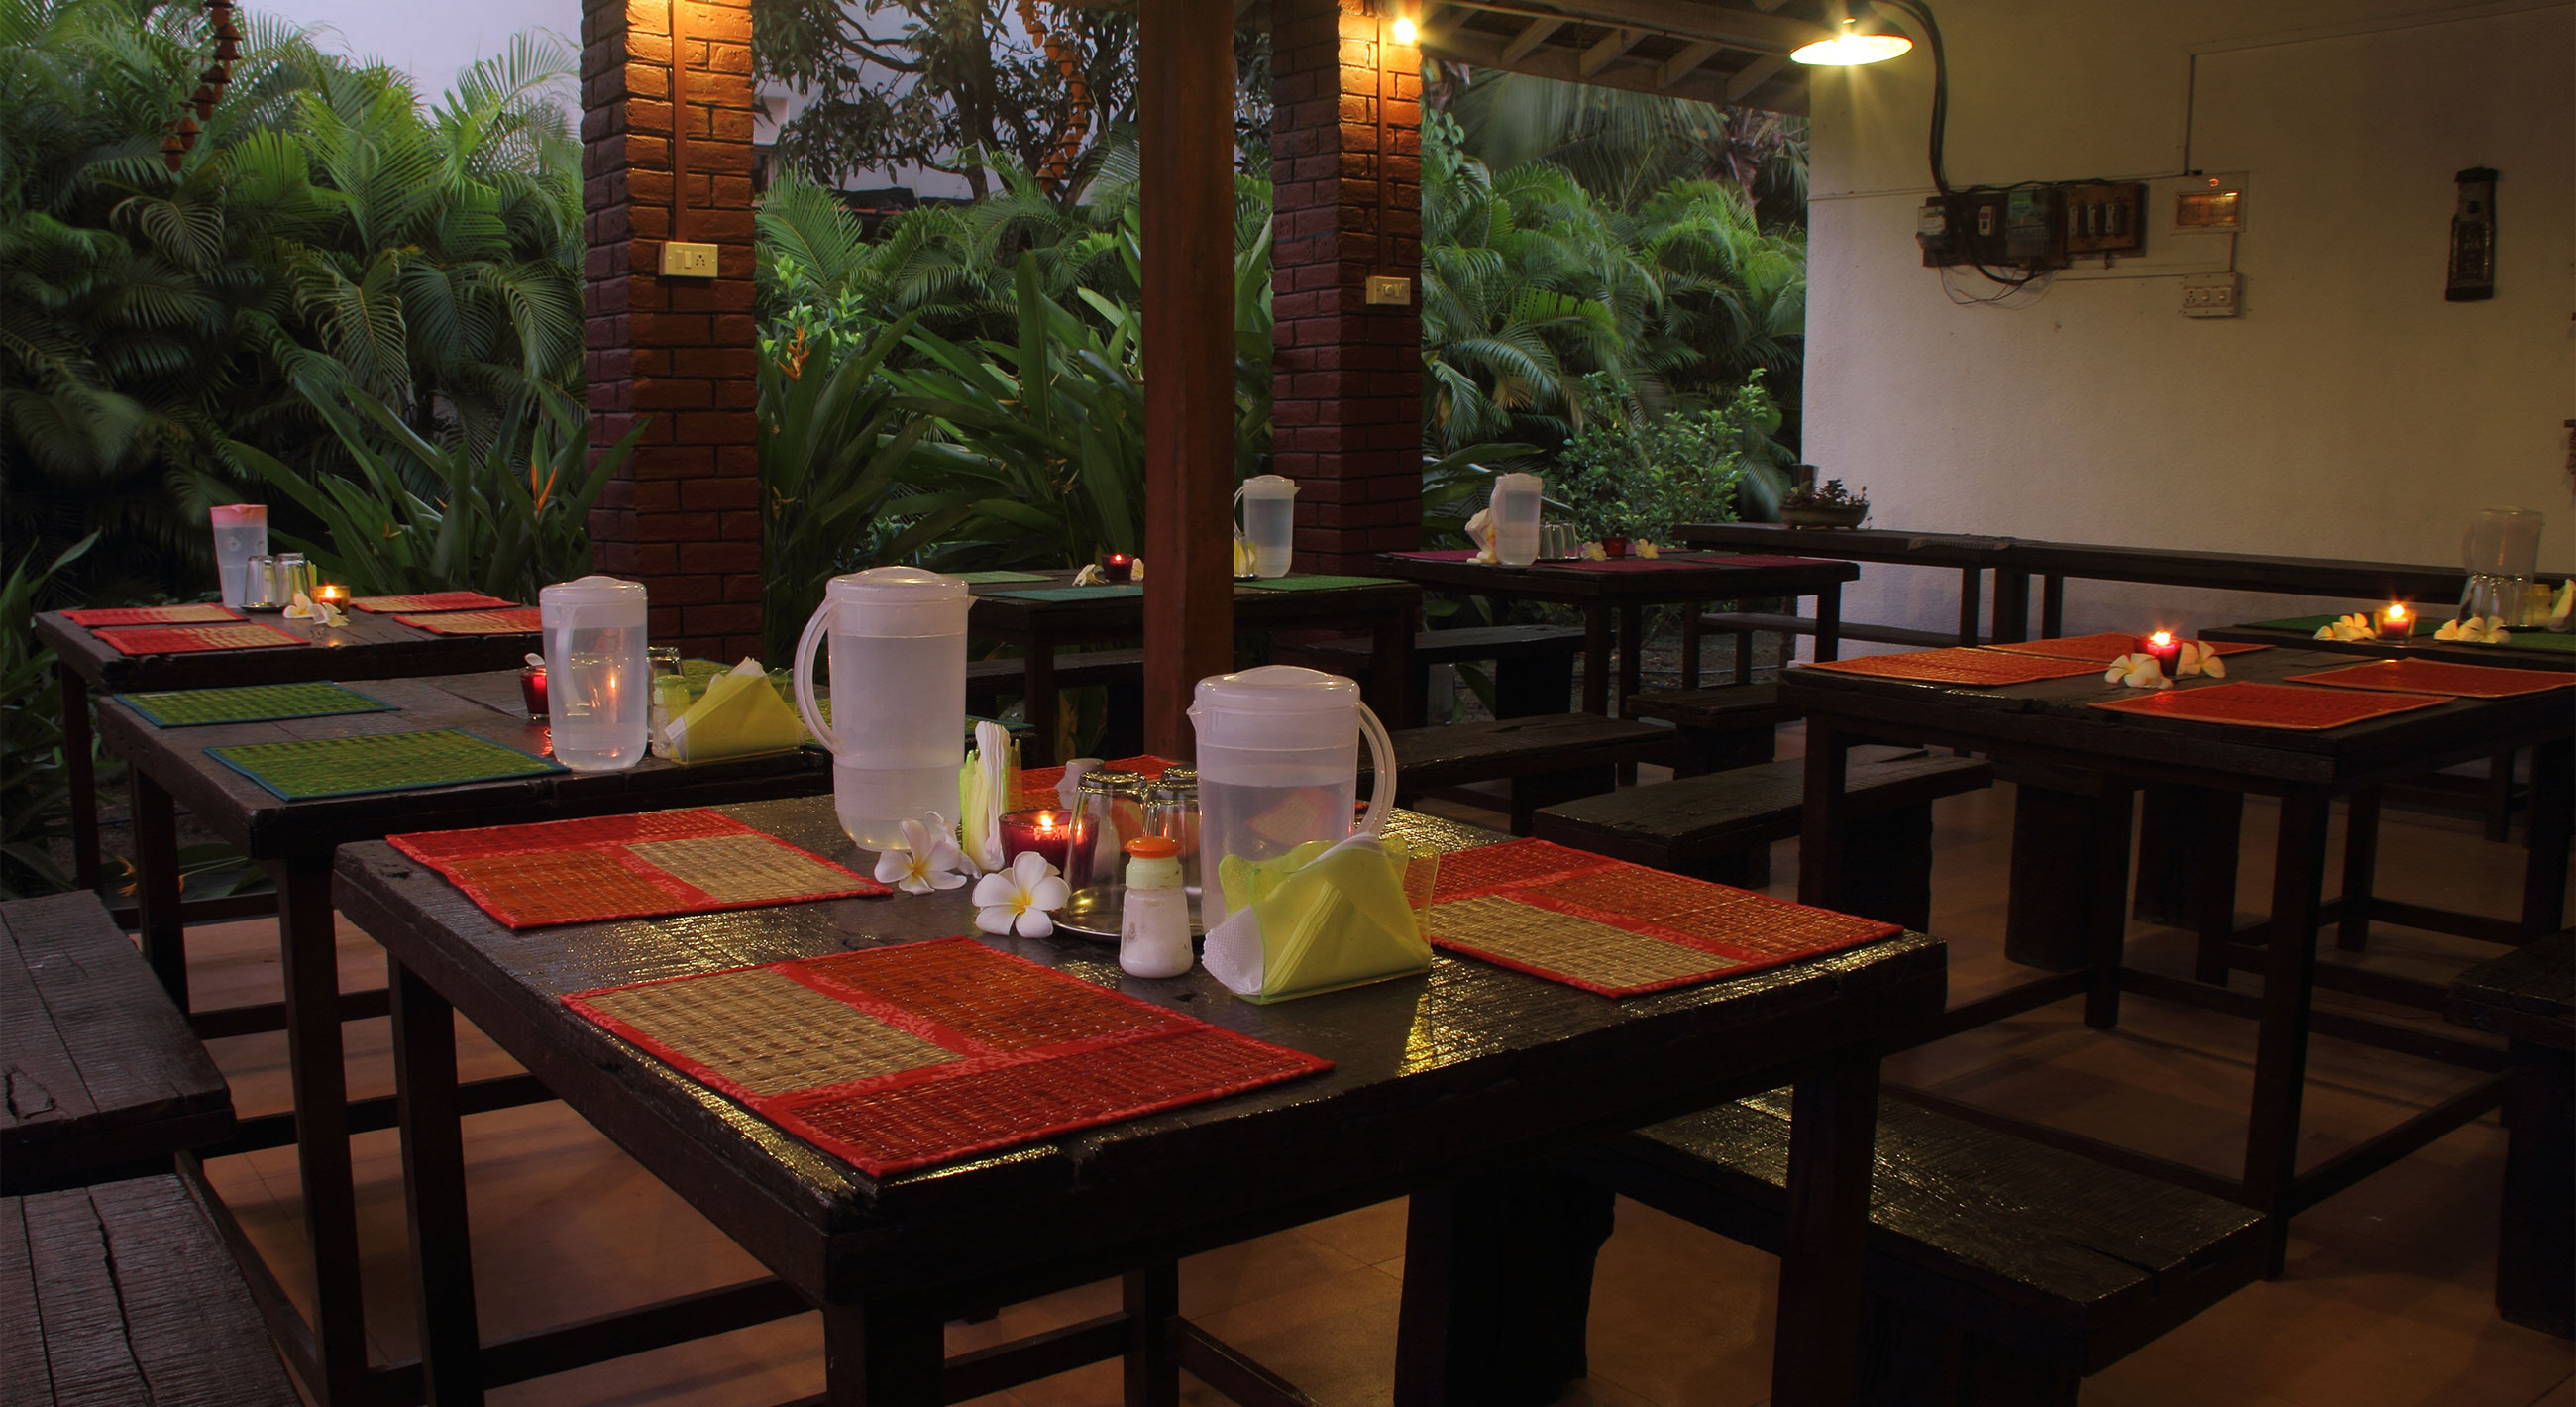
[1579,27,1645,77]
[1500,16,1567,63]
[1655,37,1726,88]
[1724,52,1789,102]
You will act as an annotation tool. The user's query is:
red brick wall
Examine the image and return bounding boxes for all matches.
[1270,0,1424,576]
[580,0,763,657]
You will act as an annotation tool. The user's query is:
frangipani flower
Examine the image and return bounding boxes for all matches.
[1635,540,1660,559]
[1128,556,1144,581]
[283,591,346,627]
[2313,612,2375,643]
[2435,614,2512,644]
[873,814,967,895]
[2104,653,2171,689]
[2175,641,2226,678]
[1580,540,1608,561]
[1071,563,1107,587]
[973,850,1069,938]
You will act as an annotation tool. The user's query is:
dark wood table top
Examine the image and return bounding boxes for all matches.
[2447,933,2574,1051]
[330,800,1945,1308]
[964,570,1420,640]
[1673,524,2017,570]
[35,607,539,693]
[92,672,830,861]
[1779,645,2572,791]
[1371,551,1857,603]
[2200,622,2576,672]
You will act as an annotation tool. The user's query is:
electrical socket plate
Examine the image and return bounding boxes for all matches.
[2180,272,2242,317]
[1365,274,1412,306]
[660,241,718,278]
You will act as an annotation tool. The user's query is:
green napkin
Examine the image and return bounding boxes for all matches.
[1202,834,1434,1003]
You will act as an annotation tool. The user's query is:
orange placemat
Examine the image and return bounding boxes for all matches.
[1423,838,1899,998]
[61,604,243,627]
[1984,632,2268,664]
[91,622,307,656]
[389,809,886,928]
[350,591,516,614]
[1797,647,2104,687]
[2285,658,2575,699]
[2090,682,2449,731]
[393,606,541,635]
[564,937,1331,1177]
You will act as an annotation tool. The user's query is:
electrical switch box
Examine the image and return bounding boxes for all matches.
[2180,272,2242,317]
[2063,182,2146,256]
[660,241,718,278]
[1364,274,1413,306]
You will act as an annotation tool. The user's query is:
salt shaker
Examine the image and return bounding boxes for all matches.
[1118,836,1193,979]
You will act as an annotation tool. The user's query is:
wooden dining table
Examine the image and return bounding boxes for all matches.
[1784,644,2572,1276]
[330,800,1946,1407]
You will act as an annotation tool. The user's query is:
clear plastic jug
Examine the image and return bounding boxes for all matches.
[1188,665,1396,931]
[1488,473,1543,567]
[2462,508,2545,624]
[793,567,972,852]
[209,504,268,608]
[539,576,650,772]
[1235,475,1300,579]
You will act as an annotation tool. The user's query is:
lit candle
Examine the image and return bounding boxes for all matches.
[2377,602,2412,641]
[2136,629,2182,671]
[315,583,348,606]
[1102,553,1134,584]
[518,664,549,722]
[1000,809,1071,868]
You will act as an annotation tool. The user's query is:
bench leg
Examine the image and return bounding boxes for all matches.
[1580,606,1612,714]
[2497,1039,2575,1338]
[130,767,187,1009]
[2083,780,2137,1030]
[1813,584,1842,664]
[2336,789,2382,952]
[2522,736,2573,940]
[2005,785,2105,973]
[2485,749,2516,843]
[2244,788,2331,1278]
[1393,1161,1614,1407]
[1022,646,1059,767]
[1508,765,1617,837]
[1493,655,1573,720]
[393,957,483,1406]
[1680,607,1704,688]
[1665,722,1777,781]
[1825,804,1936,933]
[1773,1047,1882,1407]
[1860,1299,2082,1406]
[2132,785,2243,984]
[63,667,103,893]
[822,1298,946,1406]
[1122,1261,1181,1406]
[273,853,372,1405]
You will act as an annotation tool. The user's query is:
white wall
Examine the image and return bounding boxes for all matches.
[1802,0,2575,643]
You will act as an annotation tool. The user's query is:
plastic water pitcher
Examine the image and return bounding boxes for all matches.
[1235,475,1301,579]
[2462,507,2545,623]
[1187,665,1396,931]
[209,505,268,608]
[792,567,972,852]
[1488,473,1544,567]
[539,576,650,772]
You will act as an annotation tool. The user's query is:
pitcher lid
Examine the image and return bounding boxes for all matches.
[825,565,969,602]
[540,574,646,603]
[1190,664,1358,714]
[1240,474,1300,497]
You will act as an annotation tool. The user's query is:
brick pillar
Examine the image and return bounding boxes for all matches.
[1270,0,1424,575]
[581,0,763,657]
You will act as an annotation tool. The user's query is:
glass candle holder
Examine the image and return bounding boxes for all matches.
[2136,630,2182,671]
[2376,603,2414,641]
[1101,552,1135,584]
[1000,809,1072,870]
[519,664,549,722]
[315,584,349,607]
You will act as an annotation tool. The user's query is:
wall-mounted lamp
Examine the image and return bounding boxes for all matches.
[1792,15,1912,65]
[1390,13,1417,44]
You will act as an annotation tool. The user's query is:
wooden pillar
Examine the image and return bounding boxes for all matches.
[581,0,765,658]
[1140,0,1238,756]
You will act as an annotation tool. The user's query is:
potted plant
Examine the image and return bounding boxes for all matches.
[1779,476,1870,530]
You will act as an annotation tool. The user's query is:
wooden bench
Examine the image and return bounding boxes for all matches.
[1532,747,1992,927]
[1573,1090,2266,1405]
[966,648,1146,756]
[1367,713,1676,835]
[4,1174,301,1405]
[2448,932,2573,1338]
[1621,682,1800,777]
[3,894,232,1195]
[1281,623,1586,725]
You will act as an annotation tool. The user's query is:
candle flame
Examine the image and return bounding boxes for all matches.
[2149,630,2173,648]
[2387,603,2408,621]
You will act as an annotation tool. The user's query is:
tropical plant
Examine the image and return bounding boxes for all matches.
[0,533,93,897]
[1553,372,1773,543]
[1438,66,1809,226]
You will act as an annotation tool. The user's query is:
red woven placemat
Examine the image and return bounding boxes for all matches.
[61,604,243,627]
[2090,682,2449,730]
[393,606,541,635]
[1701,553,1837,569]
[91,622,308,656]
[1798,647,2104,687]
[1424,838,1898,998]
[1018,754,1176,810]
[563,936,1332,1176]
[2284,659,2575,699]
[1985,632,2267,664]
[1537,556,1725,573]
[389,809,887,928]
[1385,549,1481,562]
[350,591,515,614]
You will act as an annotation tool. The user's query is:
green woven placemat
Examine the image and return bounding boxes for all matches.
[2243,612,2434,636]
[120,682,396,728]
[2240,613,2574,652]
[1241,574,1404,592]
[950,570,1053,584]
[991,585,1145,602]
[207,728,564,801]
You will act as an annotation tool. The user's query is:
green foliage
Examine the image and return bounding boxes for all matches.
[1553,373,1774,544]
[1443,67,1808,227]
[0,533,93,897]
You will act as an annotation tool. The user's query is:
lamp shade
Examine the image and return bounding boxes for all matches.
[1791,20,1912,65]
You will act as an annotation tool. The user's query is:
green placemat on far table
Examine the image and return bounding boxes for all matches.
[1241,574,1403,592]
[207,727,563,801]
[120,682,395,728]
[990,585,1144,602]
[2243,613,2573,652]
[950,570,1053,584]
[2245,612,2435,637]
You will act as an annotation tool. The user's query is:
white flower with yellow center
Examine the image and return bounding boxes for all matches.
[973,850,1070,938]
[2103,653,2171,689]
[873,815,967,895]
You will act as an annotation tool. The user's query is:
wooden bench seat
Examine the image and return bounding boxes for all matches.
[2448,932,2573,1338]
[2,894,232,1195]
[4,1174,300,1405]
[1532,748,1992,926]
[1695,609,1986,651]
[1282,624,1586,724]
[1367,712,1676,835]
[1574,1090,2266,1404]
[1621,682,1800,776]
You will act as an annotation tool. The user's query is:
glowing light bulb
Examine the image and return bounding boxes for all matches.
[1390,14,1416,44]
[1791,19,1912,65]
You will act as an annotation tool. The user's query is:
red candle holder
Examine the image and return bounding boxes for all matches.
[1598,536,1630,559]
[315,584,349,606]
[1000,809,1071,869]
[519,664,549,722]
[1101,553,1134,584]
[2376,603,2413,642]
[2136,630,2182,672]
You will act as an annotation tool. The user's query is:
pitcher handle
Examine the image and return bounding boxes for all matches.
[1355,702,1396,838]
[792,599,840,756]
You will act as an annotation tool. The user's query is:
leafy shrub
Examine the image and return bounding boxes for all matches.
[1551,373,1779,543]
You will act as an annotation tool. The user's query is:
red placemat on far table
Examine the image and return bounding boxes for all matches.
[91,622,307,656]
[1424,838,1898,998]
[2284,658,2575,699]
[1699,553,1837,569]
[1017,754,1176,810]
[1985,632,2268,664]
[389,809,887,928]
[1797,647,2104,687]
[351,591,515,614]
[61,603,244,627]
[2090,682,2449,730]
[563,936,1331,1176]
[393,606,541,635]
[1384,549,1481,562]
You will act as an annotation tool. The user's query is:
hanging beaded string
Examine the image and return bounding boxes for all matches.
[161,0,240,173]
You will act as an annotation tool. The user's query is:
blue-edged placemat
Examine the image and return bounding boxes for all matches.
[120,682,396,728]
[207,728,564,801]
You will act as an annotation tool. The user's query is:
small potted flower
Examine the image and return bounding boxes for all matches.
[1780,475,1870,530]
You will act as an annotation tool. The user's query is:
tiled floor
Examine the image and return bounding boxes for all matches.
[179,733,2573,1406]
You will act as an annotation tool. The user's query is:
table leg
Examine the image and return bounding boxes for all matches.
[1579,606,1611,715]
[392,956,483,1406]
[1771,1047,1882,1407]
[2242,788,2330,1278]
[1991,570,2031,644]
[272,853,372,1405]
[822,1298,945,1407]
[1616,604,1644,711]
[1680,606,1704,688]
[2496,1038,2575,1337]
[1813,583,1842,663]
[1121,1262,1179,1407]
[2040,575,2065,638]
[1955,569,1983,647]
[1797,719,1852,910]
[2084,779,2137,1029]
[1392,1162,1614,1407]
[2484,750,2516,843]
[1368,605,1418,729]
[1022,644,1059,767]
[130,767,186,1008]
[62,667,102,892]
[2337,789,2382,952]
[2522,736,2572,939]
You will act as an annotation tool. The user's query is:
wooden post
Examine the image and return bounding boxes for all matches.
[1139,0,1237,756]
